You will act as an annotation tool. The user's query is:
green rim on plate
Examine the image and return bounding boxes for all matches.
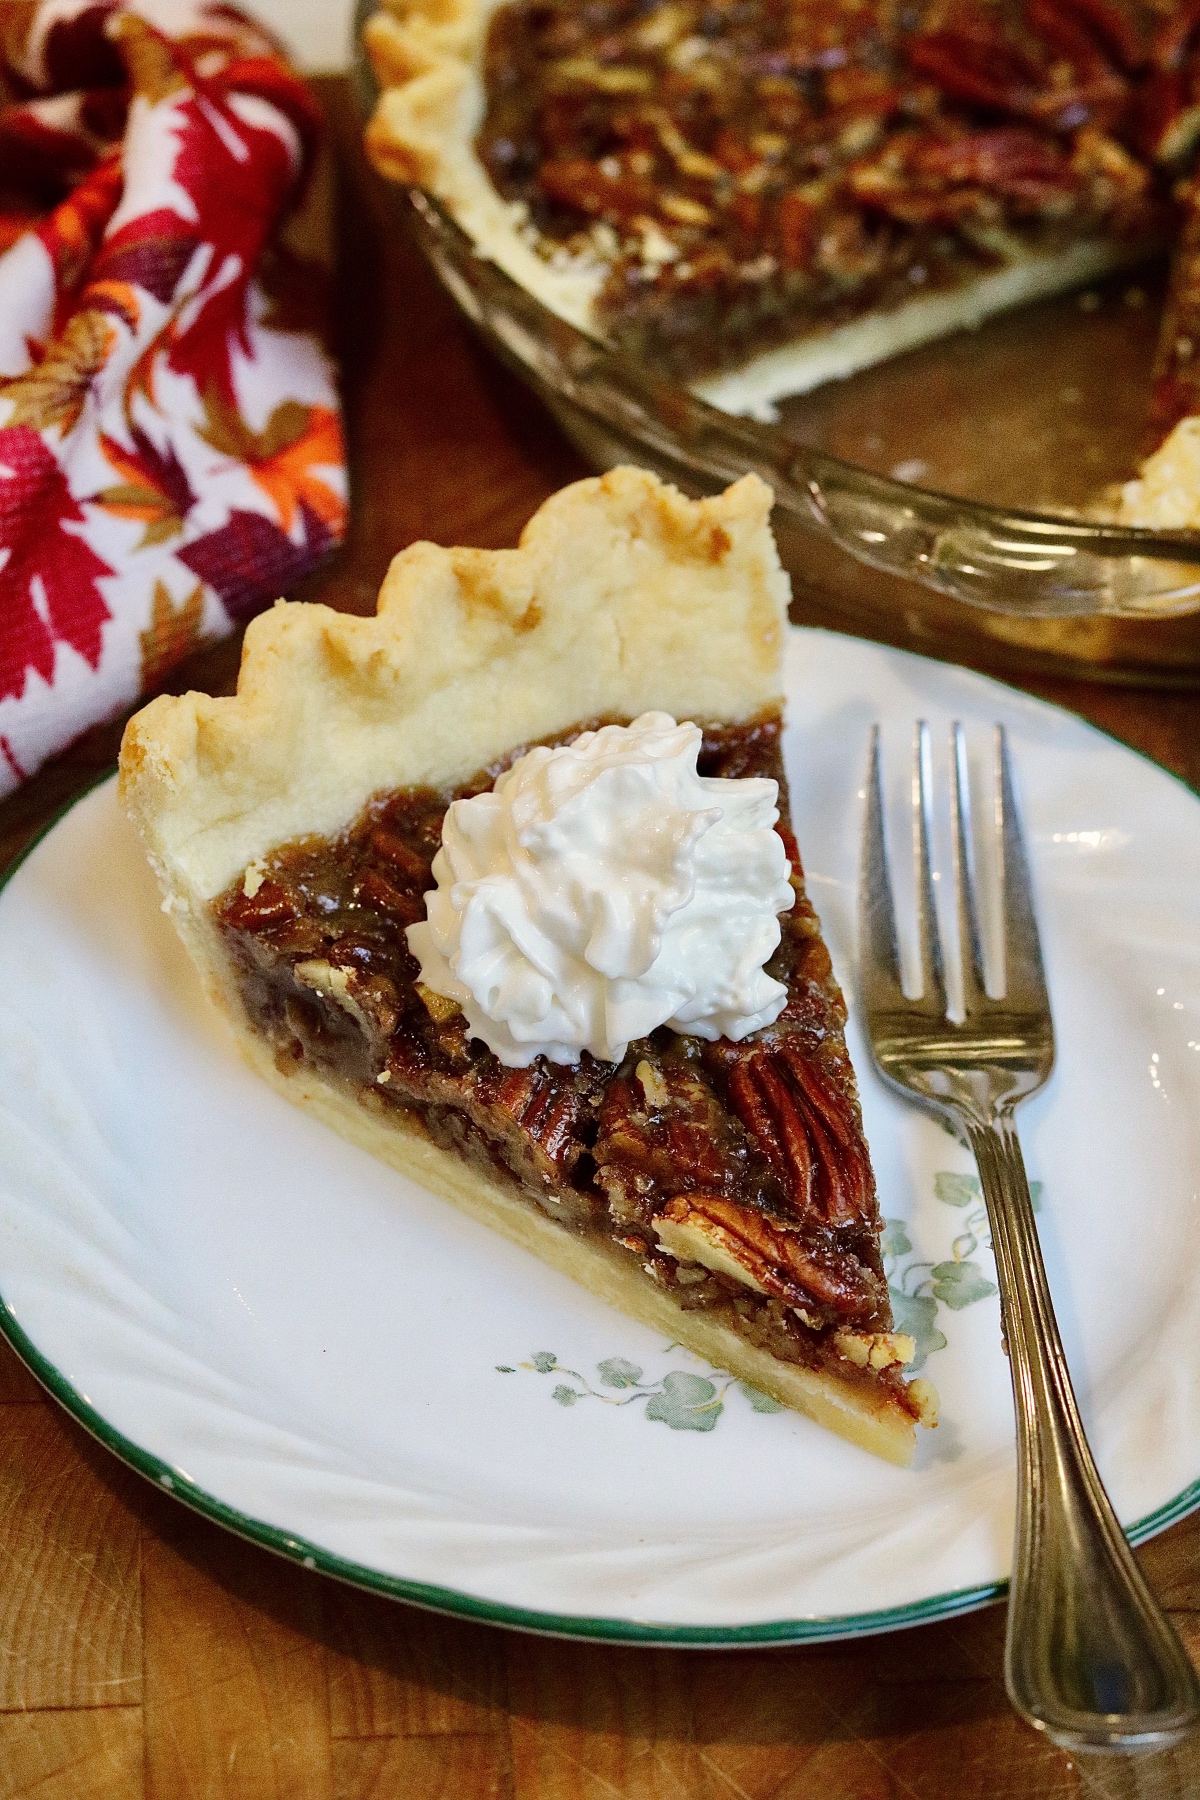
[1,640,1198,1647]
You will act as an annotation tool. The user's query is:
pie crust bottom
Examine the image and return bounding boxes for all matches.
[237,1029,925,1467]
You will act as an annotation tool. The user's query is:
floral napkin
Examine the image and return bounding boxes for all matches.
[0,0,347,793]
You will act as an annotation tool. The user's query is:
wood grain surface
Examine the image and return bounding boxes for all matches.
[1,78,1197,1800]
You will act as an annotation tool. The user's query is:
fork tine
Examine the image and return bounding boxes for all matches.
[860,725,905,1011]
[951,722,989,1013]
[914,721,947,1015]
[996,725,1050,1010]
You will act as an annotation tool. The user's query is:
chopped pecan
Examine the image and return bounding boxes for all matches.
[833,1327,916,1370]
[773,186,813,262]
[416,981,460,1023]
[814,209,887,277]
[545,57,654,95]
[222,877,298,933]
[354,868,424,925]
[661,193,714,225]
[825,64,904,115]
[538,155,659,223]
[713,127,762,176]
[296,958,400,1041]
[634,1058,668,1107]
[369,827,432,886]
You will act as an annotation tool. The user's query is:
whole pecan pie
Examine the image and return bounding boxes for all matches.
[362,0,1193,417]
[119,469,937,1464]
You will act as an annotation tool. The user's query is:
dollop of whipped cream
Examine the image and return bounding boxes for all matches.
[406,712,795,1067]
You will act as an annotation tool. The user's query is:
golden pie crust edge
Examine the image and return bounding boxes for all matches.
[361,0,1151,412]
[119,467,788,907]
[119,466,935,1467]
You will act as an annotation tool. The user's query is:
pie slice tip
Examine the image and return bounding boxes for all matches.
[120,465,938,1468]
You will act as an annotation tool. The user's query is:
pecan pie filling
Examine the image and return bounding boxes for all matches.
[215,713,915,1410]
[477,0,1166,382]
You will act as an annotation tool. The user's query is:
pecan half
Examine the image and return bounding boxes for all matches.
[1131,7,1200,163]
[906,21,1046,117]
[388,1043,596,1193]
[726,1041,873,1228]
[594,1061,769,1226]
[486,1065,583,1168]
[1050,0,1145,74]
[655,1193,880,1321]
[907,0,1132,133]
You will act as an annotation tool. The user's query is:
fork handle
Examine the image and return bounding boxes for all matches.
[963,1112,1200,1754]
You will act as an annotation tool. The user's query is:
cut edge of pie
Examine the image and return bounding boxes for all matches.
[235,1035,930,1460]
[119,466,938,1468]
[361,0,1154,415]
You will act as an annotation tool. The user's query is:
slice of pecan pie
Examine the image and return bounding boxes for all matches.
[119,468,937,1464]
[362,0,1169,414]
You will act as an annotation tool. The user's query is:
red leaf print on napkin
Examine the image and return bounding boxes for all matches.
[37,157,125,295]
[0,425,112,701]
[178,499,333,622]
[92,213,199,307]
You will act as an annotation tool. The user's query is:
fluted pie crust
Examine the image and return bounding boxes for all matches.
[120,468,937,1465]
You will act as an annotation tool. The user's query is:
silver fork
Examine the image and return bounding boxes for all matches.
[860,720,1200,1755]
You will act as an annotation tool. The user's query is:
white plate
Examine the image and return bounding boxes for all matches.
[1,628,1198,1645]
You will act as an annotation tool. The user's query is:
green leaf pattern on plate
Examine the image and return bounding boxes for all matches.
[498,1351,786,1431]
[645,1372,723,1432]
[737,1381,784,1414]
[499,1170,1041,1420]
[930,1260,998,1309]
[886,1289,946,1372]
[881,1166,1040,1369]
[597,1356,643,1389]
[932,1172,979,1209]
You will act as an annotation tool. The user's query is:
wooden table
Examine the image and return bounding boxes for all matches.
[2,80,1198,1800]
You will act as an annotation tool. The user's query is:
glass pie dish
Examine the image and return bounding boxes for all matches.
[353,4,1200,685]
